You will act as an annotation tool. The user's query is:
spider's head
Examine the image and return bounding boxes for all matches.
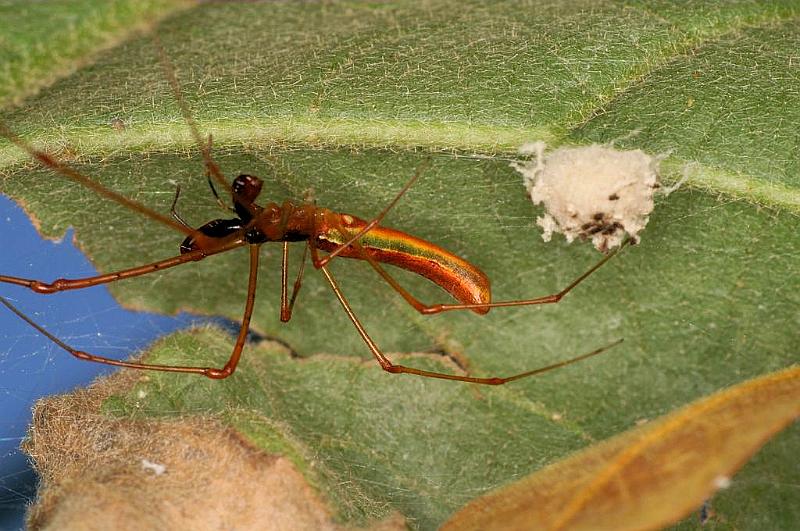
[232,174,263,204]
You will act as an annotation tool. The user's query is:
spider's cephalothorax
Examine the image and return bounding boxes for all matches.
[179,174,266,254]
[179,218,243,253]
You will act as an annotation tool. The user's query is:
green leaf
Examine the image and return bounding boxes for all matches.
[0,0,189,106]
[2,1,798,529]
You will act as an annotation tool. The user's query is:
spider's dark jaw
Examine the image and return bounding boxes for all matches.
[179,236,198,254]
[232,174,264,222]
[180,218,244,254]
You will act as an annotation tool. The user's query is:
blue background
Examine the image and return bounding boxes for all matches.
[0,194,199,529]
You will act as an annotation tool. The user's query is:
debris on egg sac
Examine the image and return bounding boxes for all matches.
[512,142,661,252]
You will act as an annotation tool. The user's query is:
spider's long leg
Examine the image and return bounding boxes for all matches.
[153,37,265,221]
[319,265,620,385]
[0,294,208,375]
[153,36,229,194]
[279,242,308,322]
[207,173,235,215]
[0,123,193,236]
[0,241,245,294]
[0,244,261,378]
[204,244,261,379]
[315,158,430,268]
[418,242,626,314]
[289,244,309,310]
[170,183,193,229]
[324,214,626,314]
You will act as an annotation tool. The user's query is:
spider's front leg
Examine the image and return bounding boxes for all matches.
[0,241,244,294]
[0,245,263,379]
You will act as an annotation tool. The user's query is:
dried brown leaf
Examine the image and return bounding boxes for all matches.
[443,366,800,531]
[23,368,407,531]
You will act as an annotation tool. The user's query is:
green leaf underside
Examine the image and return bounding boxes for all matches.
[1,1,798,530]
[1,0,800,209]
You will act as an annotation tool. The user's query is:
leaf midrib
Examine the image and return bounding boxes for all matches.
[2,9,798,211]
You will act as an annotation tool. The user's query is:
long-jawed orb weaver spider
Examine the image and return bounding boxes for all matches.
[0,43,625,385]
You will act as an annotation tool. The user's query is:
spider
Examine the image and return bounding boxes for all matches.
[0,43,624,385]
